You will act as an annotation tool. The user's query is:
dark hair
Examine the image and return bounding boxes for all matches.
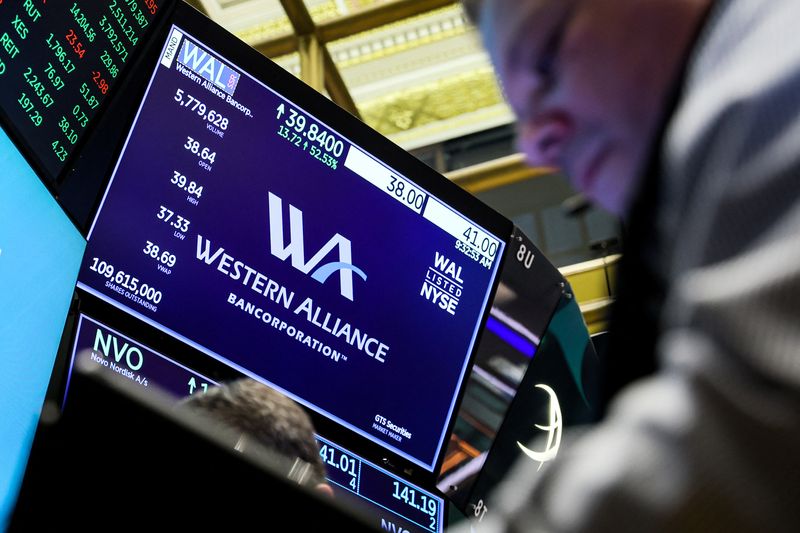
[178,378,328,488]
[461,0,483,23]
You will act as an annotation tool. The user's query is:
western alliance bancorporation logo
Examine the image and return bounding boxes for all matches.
[517,383,563,471]
[267,192,367,301]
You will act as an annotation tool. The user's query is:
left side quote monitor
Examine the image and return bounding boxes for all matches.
[0,127,86,529]
[0,0,169,181]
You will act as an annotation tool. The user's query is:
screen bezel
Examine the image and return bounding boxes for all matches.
[77,0,514,480]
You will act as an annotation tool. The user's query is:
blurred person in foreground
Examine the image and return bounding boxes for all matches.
[457,0,800,531]
[179,377,334,498]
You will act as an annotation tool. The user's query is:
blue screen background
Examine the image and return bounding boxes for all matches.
[0,130,86,528]
[76,29,504,471]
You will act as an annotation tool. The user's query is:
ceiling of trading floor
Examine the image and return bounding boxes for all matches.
[193,0,513,151]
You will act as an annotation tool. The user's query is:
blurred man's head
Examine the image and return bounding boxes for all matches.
[465,0,712,216]
[179,378,334,498]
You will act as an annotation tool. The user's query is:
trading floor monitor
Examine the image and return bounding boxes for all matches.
[0,128,85,528]
[1,2,599,529]
[8,358,380,532]
[74,1,511,479]
[59,313,446,533]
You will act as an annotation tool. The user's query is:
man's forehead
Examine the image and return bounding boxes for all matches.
[477,0,563,70]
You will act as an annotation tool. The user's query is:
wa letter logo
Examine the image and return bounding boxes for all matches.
[267,192,367,301]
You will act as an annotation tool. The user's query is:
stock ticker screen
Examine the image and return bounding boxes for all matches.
[68,314,446,533]
[0,127,86,527]
[0,0,166,181]
[76,5,510,473]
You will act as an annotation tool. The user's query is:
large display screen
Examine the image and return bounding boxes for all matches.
[0,0,168,181]
[317,434,445,533]
[76,5,509,472]
[66,314,214,402]
[66,314,445,533]
[0,128,85,528]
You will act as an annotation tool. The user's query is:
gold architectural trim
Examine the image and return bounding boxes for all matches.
[320,0,459,43]
[446,153,555,193]
[559,254,620,278]
[579,299,614,336]
[559,255,620,334]
[185,0,208,15]
[250,0,460,57]
[359,66,504,137]
[276,0,361,118]
[386,104,511,150]
[329,6,467,68]
[254,34,297,58]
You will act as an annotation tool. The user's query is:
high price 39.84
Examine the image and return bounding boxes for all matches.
[275,103,343,170]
